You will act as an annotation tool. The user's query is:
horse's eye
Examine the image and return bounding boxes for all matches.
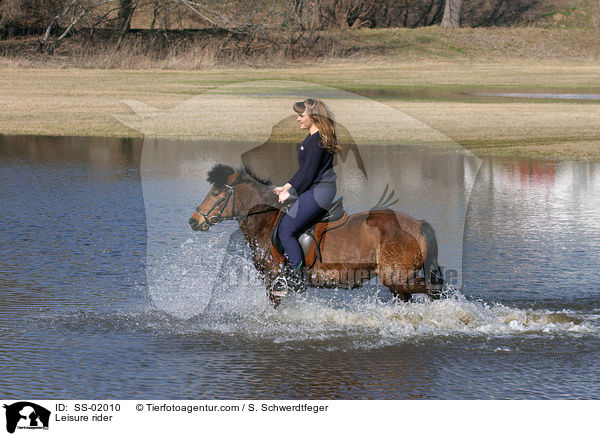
[211,191,219,197]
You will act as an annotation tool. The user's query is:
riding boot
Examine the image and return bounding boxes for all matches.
[270,261,307,297]
[287,263,307,294]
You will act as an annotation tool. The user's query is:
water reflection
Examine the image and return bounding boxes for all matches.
[471,92,600,101]
[463,156,600,306]
[0,135,142,169]
[348,87,600,103]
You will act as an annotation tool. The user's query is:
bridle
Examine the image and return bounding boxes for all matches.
[195,172,244,228]
[195,172,282,228]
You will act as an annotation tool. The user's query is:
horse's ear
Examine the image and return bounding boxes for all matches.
[207,164,235,188]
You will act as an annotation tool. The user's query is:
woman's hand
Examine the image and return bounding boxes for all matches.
[273,183,292,196]
[278,191,291,203]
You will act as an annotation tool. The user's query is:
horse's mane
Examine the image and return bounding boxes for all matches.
[243,165,272,187]
[207,163,272,188]
[207,164,235,188]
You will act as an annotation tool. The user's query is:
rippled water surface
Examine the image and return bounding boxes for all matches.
[1,136,599,399]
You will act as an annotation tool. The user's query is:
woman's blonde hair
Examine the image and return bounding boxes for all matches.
[293,98,342,154]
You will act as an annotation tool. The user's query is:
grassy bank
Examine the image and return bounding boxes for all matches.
[1,27,599,161]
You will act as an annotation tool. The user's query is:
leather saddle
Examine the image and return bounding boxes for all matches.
[271,196,348,268]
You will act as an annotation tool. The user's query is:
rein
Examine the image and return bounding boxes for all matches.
[195,173,282,228]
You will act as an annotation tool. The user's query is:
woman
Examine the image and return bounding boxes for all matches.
[272,98,342,294]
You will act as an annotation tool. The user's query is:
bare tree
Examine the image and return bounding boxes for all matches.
[117,0,139,48]
[441,0,463,28]
[39,0,121,52]
[174,0,268,35]
[117,0,132,29]
[320,0,376,29]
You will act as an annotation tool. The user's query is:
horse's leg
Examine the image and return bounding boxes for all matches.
[389,289,412,303]
[372,229,417,301]
[420,221,445,293]
[423,267,446,300]
[376,262,415,302]
[378,265,443,301]
[203,228,254,313]
[268,292,282,308]
[424,287,444,300]
[254,255,284,307]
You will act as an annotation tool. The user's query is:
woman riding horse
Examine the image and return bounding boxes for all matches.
[190,163,445,306]
[272,99,342,295]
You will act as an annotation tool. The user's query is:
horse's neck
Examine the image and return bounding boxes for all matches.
[236,180,278,246]
[238,208,278,248]
[250,182,274,206]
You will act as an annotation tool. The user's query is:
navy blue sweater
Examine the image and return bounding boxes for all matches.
[288,131,337,195]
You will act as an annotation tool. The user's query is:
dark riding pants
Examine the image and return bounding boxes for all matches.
[278,184,336,268]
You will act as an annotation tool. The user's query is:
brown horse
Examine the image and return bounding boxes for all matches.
[189,164,444,305]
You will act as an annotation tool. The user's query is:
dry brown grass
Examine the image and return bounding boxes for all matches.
[393,101,600,160]
[0,56,599,161]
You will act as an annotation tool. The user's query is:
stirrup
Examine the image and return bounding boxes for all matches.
[270,263,307,297]
[270,275,290,298]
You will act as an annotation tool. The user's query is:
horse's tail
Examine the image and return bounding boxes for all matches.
[421,221,444,288]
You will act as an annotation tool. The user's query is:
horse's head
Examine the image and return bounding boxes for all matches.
[189,164,244,231]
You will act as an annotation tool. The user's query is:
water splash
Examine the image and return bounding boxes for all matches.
[145,229,231,318]
[64,238,600,351]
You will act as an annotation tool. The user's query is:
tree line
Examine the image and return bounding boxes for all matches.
[0,0,541,53]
